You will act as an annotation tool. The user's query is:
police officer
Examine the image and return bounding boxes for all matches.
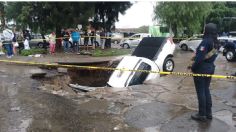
[190,23,220,122]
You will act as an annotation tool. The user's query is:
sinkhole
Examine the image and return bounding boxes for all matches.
[35,60,120,91]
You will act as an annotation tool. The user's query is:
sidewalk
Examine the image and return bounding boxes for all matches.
[0,53,124,65]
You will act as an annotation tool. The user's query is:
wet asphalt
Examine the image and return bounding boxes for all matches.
[0,48,235,132]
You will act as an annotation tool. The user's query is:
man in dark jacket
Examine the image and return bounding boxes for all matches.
[190,23,220,122]
[61,28,70,53]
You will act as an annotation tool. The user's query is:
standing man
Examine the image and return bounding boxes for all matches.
[23,30,31,50]
[189,23,220,122]
[61,28,70,53]
[90,30,95,46]
[100,29,105,49]
[3,26,14,58]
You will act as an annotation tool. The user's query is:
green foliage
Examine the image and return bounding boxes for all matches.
[154,2,212,37]
[136,26,149,33]
[206,2,236,33]
[0,2,5,30]
[91,48,131,57]
[93,2,132,31]
[5,2,132,33]
[20,48,47,56]
[5,2,95,34]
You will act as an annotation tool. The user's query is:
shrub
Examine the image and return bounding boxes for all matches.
[20,48,47,56]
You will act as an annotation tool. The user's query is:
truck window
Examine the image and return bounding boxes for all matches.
[129,62,151,86]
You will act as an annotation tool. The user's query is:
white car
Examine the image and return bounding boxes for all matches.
[108,37,176,88]
[179,35,203,51]
[120,33,151,48]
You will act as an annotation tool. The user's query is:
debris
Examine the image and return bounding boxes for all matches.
[30,69,47,78]
[52,90,69,96]
[232,113,236,121]
[69,83,97,92]
[57,68,68,73]
[34,54,42,57]
[10,107,20,112]
[28,54,42,57]
[113,124,123,131]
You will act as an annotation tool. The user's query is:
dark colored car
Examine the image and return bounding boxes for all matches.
[223,41,236,62]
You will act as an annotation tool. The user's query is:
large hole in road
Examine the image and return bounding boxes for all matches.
[35,60,120,92]
[67,61,119,87]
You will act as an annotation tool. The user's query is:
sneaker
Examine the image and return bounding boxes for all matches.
[191,113,207,122]
[6,56,12,58]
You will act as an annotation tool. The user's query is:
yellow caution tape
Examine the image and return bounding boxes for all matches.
[0,59,235,80]
[16,35,190,42]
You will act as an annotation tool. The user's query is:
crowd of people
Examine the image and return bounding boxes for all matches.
[0,24,115,58]
[0,26,31,58]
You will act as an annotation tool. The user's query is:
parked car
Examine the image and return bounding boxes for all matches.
[179,34,203,51]
[111,32,124,44]
[221,37,236,62]
[108,37,176,88]
[30,33,49,48]
[120,33,151,49]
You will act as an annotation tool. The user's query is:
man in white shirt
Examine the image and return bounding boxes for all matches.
[2,26,14,58]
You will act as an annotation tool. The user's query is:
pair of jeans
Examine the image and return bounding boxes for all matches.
[63,40,69,52]
[73,41,79,52]
[4,44,13,56]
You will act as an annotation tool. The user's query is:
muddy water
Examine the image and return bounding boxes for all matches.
[68,68,111,87]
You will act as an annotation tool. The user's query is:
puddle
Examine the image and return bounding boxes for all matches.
[160,112,230,132]
[124,102,183,128]
[214,110,236,131]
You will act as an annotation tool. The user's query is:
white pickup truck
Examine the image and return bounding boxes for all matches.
[108,37,176,88]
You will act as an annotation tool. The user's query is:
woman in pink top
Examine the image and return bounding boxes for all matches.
[49,32,56,54]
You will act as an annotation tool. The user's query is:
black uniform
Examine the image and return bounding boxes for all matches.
[191,23,219,121]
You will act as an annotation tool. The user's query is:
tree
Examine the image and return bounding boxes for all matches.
[93,2,132,32]
[154,2,212,37]
[0,2,5,30]
[206,2,236,33]
[5,2,132,50]
[5,2,95,49]
[136,26,149,33]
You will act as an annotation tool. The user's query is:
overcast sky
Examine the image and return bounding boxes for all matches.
[115,1,156,28]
